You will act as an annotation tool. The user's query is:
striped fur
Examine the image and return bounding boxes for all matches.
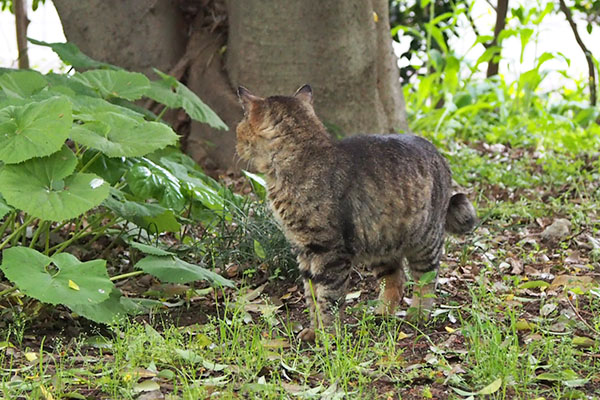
[236,85,477,341]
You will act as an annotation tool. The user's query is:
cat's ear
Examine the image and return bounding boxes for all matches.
[293,84,313,105]
[237,86,263,113]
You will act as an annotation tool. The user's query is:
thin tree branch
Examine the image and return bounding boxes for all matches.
[484,0,497,12]
[486,0,509,77]
[14,0,29,69]
[559,0,596,106]
[465,0,483,41]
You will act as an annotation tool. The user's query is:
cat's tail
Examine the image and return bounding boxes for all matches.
[446,193,477,235]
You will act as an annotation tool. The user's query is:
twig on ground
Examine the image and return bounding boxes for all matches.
[566,293,600,335]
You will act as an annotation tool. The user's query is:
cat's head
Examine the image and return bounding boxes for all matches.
[235,84,315,172]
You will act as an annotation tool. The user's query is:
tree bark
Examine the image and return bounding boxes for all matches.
[53,0,409,171]
[52,0,187,76]
[185,28,243,170]
[225,0,408,136]
[486,0,509,78]
[14,0,29,69]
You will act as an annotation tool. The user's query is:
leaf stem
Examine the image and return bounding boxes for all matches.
[29,220,49,249]
[0,215,35,251]
[110,270,144,281]
[0,212,16,241]
[0,286,17,297]
[47,215,115,256]
[86,215,120,247]
[97,221,127,260]
[155,106,168,121]
[79,151,102,174]
[48,219,70,235]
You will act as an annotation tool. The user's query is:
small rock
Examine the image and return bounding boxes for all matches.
[540,218,571,242]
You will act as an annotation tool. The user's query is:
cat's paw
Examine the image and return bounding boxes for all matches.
[297,328,316,342]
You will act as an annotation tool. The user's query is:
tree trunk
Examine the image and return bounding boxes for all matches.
[14,0,29,69]
[225,0,407,136]
[53,0,408,171]
[52,0,187,76]
[486,0,509,78]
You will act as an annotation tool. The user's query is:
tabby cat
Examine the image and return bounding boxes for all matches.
[236,84,477,342]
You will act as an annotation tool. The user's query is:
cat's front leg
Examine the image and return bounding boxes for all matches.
[297,254,351,342]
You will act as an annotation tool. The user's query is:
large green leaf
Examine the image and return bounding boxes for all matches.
[45,73,100,98]
[147,79,179,109]
[81,151,134,185]
[28,38,115,70]
[135,255,234,287]
[70,112,178,157]
[0,146,109,221]
[126,160,186,210]
[0,70,47,98]
[103,192,168,219]
[159,157,231,211]
[73,70,150,101]
[136,210,181,234]
[104,189,181,232]
[69,288,145,324]
[148,69,227,130]
[0,247,114,306]
[129,241,175,256]
[71,95,146,121]
[0,96,72,164]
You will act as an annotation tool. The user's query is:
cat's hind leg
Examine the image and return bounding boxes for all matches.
[373,261,405,316]
[297,253,351,342]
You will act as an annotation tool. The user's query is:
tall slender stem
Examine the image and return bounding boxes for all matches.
[0,286,17,297]
[29,221,48,249]
[0,212,16,240]
[79,151,102,174]
[110,270,144,282]
[0,215,35,251]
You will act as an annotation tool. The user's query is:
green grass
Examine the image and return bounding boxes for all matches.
[2,284,598,398]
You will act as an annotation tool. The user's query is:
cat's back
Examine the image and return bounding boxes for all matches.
[332,133,452,258]
[338,133,438,157]
[336,133,450,180]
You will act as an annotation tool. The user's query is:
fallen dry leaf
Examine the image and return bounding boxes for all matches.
[550,275,596,292]
[508,257,523,275]
[241,283,267,302]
